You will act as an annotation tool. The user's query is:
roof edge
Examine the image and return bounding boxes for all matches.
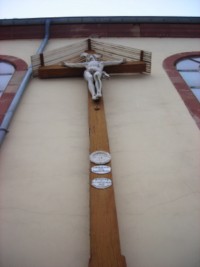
[0,16,200,26]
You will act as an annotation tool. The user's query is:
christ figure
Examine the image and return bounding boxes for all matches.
[63,53,125,100]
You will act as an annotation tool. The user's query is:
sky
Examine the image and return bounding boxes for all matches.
[0,0,200,19]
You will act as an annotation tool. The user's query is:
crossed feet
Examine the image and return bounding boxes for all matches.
[92,93,102,101]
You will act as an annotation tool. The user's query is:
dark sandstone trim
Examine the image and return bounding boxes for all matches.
[0,55,28,124]
[163,52,200,129]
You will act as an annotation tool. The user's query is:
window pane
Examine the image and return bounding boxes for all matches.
[0,75,12,94]
[176,57,200,71]
[179,72,200,88]
[0,62,15,95]
[0,62,15,74]
[191,89,200,102]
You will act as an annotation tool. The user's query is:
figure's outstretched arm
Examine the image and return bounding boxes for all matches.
[62,62,86,68]
[102,58,126,67]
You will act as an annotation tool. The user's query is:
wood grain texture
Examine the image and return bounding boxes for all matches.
[88,94,126,267]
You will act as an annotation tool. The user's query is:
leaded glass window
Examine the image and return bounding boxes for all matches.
[0,61,15,96]
[176,57,200,101]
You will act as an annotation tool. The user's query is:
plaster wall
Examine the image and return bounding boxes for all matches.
[0,38,200,267]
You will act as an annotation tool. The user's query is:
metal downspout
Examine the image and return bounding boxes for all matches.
[0,19,51,146]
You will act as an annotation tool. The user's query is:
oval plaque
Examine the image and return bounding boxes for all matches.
[91,165,111,174]
[90,151,111,164]
[91,178,112,189]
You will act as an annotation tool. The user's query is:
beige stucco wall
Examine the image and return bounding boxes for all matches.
[0,38,200,267]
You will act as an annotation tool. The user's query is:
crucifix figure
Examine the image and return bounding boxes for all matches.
[35,39,151,267]
[63,53,125,100]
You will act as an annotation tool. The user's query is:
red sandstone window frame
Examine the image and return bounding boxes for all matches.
[0,55,28,124]
[163,52,200,129]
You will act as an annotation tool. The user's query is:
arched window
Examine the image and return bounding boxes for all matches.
[176,57,200,102]
[0,61,15,96]
[0,55,28,124]
[163,52,200,129]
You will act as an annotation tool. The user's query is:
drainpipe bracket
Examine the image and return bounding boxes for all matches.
[0,128,9,133]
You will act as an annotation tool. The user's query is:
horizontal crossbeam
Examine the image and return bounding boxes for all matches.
[38,61,147,79]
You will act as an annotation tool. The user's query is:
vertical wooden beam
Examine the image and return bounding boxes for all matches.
[88,39,92,51]
[140,50,144,61]
[88,94,126,267]
[40,53,44,66]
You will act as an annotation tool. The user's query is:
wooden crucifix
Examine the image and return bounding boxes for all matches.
[36,39,151,267]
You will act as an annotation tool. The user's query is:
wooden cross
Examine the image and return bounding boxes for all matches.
[35,39,151,267]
